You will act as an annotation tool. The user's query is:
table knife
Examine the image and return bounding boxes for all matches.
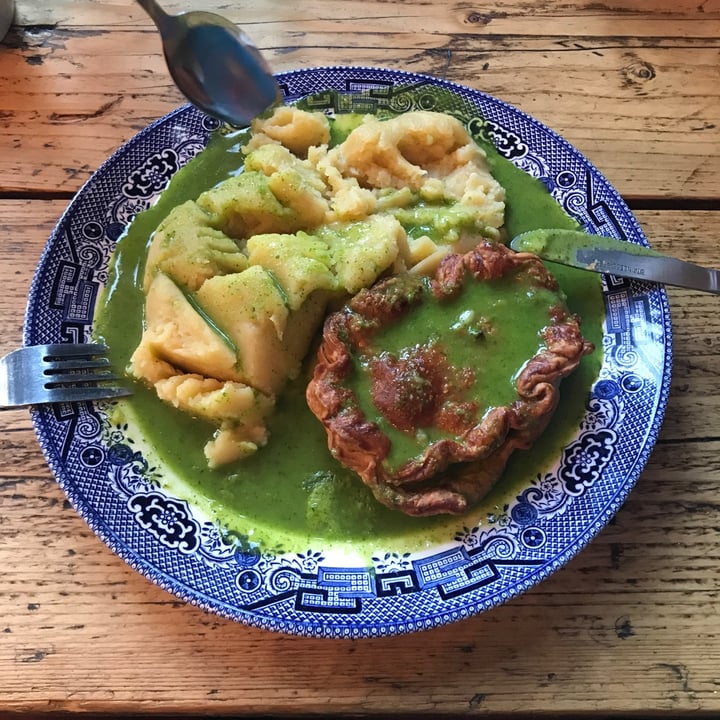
[510,228,720,294]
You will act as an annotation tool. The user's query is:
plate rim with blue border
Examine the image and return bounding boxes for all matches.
[24,65,672,638]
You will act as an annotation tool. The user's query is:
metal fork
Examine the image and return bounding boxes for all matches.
[0,343,132,408]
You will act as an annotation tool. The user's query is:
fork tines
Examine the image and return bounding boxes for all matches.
[42,344,118,387]
[0,342,132,408]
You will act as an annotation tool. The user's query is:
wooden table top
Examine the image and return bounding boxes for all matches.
[1,0,719,717]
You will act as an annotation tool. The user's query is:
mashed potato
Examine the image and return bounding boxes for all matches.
[130,106,506,467]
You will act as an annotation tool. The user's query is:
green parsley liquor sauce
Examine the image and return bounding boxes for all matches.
[349,274,567,472]
[95,119,604,560]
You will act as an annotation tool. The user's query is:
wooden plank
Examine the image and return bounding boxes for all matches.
[1,202,717,433]
[13,0,720,28]
[1,465,719,714]
[0,203,717,432]
[1,1,718,199]
[0,200,719,713]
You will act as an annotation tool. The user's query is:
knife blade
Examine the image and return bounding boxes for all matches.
[510,228,720,295]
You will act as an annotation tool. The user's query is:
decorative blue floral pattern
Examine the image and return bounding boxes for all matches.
[25,67,672,638]
[560,430,616,496]
[128,492,201,554]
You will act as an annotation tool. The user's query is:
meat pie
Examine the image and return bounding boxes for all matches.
[306,241,594,517]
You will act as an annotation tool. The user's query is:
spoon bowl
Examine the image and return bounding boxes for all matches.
[137,0,281,126]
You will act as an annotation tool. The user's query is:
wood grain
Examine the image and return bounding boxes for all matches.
[1,203,719,715]
[1,0,718,199]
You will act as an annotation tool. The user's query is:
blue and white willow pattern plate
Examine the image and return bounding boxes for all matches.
[25,67,671,638]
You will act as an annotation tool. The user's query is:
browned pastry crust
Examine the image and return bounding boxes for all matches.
[306,241,594,517]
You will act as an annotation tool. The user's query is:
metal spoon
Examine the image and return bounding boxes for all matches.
[136,0,281,126]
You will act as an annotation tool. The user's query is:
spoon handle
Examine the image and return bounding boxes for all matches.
[135,0,168,25]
